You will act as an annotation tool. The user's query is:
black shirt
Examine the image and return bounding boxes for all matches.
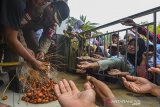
[0,0,26,31]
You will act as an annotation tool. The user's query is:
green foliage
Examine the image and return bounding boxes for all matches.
[140,21,160,34]
[80,15,99,31]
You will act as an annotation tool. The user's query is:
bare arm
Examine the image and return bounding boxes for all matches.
[4,27,37,64]
[150,85,160,97]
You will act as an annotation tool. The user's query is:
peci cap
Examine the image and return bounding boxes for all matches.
[52,1,70,26]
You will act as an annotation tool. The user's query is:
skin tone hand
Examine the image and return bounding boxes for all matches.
[5,27,45,71]
[36,51,45,60]
[77,61,99,70]
[77,56,100,62]
[54,79,96,107]
[87,76,123,107]
[108,69,130,77]
[148,65,160,74]
[77,56,92,61]
[122,75,157,95]
[120,18,137,27]
[93,54,105,60]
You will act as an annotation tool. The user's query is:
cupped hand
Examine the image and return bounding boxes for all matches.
[32,60,46,71]
[148,65,160,74]
[87,76,115,101]
[108,69,130,77]
[54,79,96,107]
[77,61,94,69]
[122,75,155,94]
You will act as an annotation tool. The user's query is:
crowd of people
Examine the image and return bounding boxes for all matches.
[0,0,160,107]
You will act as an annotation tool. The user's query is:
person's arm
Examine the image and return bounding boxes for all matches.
[121,18,160,43]
[150,85,160,97]
[38,32,52,54]
[87,76,123,107]
[98,58,125,72]
[5,27,37,64]
[4,27,45,71]
[136,26,160,43]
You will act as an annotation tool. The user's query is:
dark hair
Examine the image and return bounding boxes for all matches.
[111,33,119,37]
[124,33,135,39]
[127,38,146,66]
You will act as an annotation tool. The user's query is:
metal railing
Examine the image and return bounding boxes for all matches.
[66,6,160,84]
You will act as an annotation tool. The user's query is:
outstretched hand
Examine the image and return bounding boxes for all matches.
[122,75,155,94]
[54,79,96,107]
[108,69,130,77]
[87,76,115,101]
[87,76,123,107]
[148,65,160,74]
[77,61,99,70]
[120,18,137,27]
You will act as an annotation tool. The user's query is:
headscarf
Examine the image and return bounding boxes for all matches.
[127,38,146,66]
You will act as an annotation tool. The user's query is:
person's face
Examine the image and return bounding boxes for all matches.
[127,41,139,54]
[109,46,118,56]
[112,36,118,44]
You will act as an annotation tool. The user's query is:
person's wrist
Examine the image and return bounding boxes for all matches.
[91,62,99,69]
[150,84,160,97]
[30,58,38,65]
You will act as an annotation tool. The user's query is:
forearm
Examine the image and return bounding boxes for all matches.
[18,29,28,48]
[5,28,36,64]
[7,37,36,63]
[137,26,160,43]
[140,57,147,66]
[98,58,123,71]
[39,34,51,54]
[150,85,160,97]
[89,62,100,70]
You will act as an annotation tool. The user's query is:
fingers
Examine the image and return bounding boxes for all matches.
[80,61,88,64]
[54,84,61,97]
[124,75,138,81]
[54,79,74,97]
[62,79,72,92]
[83,82,92,90]
[68,80,80,93]
[148,67,160,74]
[59,81,67,94]
[122,77,133,90]
[87,76,115,99]
[87,76,97,84]
[122,80,140,93]
[76,69,86,74]
[122,76,140,93]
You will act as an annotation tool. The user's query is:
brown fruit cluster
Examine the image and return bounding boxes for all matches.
[1,96,8,100]
[21,78,57,104]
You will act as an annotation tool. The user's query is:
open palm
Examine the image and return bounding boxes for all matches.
[122,75,154,94]
[54,79,96,107]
